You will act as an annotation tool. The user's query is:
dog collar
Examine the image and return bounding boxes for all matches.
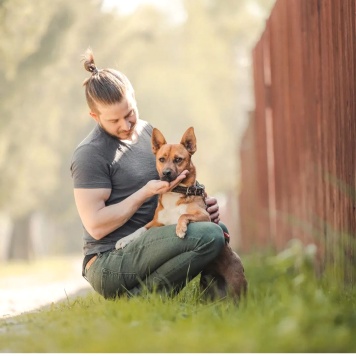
[171,181,206,196]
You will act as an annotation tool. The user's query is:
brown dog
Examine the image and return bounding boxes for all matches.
[145,127,210,237]
[116,127,247,300]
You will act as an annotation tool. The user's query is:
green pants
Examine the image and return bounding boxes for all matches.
[85,222,226,299]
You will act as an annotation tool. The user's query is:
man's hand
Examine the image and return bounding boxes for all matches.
[145,170,189,195]
[205,196,220,224]
[168,170,189,190]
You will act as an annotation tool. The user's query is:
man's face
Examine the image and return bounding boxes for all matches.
[90,95,138,140]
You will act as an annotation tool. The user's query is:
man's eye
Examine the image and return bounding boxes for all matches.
[159,157,165,162]
[174,157,183,163]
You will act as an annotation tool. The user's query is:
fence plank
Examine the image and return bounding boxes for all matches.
[240,0,356,282]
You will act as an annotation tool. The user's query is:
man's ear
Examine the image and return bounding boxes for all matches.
[89,111,99,123]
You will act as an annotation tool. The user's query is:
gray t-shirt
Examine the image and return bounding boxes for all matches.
[70,119,159,256]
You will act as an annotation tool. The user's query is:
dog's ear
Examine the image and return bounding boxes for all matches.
[180,127,197,155]
[151,128,167,154]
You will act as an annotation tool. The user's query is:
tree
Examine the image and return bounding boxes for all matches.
[0,0,112,259]
[0,0,275,260]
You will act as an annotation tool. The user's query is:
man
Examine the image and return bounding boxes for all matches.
[71,48,225,299]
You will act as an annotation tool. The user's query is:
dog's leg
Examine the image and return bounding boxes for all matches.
[115,218,166,250]
[115,226,147,250]
[176,211,210,238]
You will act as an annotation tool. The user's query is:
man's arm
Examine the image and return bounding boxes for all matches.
[73,170,189,240]
[74,186,151,240]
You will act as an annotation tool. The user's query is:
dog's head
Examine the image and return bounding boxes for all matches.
[151,127,197,184]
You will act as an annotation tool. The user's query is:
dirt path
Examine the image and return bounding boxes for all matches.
[0,256,91,318]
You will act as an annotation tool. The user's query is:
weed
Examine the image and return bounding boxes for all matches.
[0,243,355,352]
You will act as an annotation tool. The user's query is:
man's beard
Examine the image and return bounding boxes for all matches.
[98,121,136,140]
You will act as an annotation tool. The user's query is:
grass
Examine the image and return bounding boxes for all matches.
[0,239,355,353]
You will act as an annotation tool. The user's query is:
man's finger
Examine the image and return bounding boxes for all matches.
[169,170,189,189]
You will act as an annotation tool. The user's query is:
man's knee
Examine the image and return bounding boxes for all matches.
[217,221,228,234]
[187,222,225,252]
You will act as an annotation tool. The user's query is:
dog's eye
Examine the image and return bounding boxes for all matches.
[159,157,165,162]
[174,157,183,163]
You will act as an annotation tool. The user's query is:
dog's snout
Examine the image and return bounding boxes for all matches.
[163,169,172,178]
[161,169,175,182]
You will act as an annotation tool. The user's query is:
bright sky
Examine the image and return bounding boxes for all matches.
[101,0,187,23]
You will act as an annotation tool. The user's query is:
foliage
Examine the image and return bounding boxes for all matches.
[0,0,273,202]
[0,244,355,352]
[0,0,275,257]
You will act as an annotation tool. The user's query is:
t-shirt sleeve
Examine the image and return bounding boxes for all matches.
[70,144,112,189]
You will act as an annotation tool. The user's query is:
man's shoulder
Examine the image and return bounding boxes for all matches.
[137,119,153,135]
[76,124,107,148]
[72,125,110,162]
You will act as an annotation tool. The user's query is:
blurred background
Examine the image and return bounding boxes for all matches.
[0,0,275,262]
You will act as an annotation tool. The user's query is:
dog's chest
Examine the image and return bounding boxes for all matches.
[157,193,188,225]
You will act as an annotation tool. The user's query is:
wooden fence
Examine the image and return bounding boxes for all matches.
[239,0,356,282]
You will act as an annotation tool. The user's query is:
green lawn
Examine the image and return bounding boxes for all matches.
[1,239,355,353]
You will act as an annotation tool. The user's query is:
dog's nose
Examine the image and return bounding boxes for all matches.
[163,169,172,178]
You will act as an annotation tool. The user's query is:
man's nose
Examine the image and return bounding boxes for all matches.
[123,119,131,130]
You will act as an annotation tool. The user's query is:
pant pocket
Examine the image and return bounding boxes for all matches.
[101,268,138,299]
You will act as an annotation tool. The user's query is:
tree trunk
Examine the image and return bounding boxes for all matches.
[7,214,33,261]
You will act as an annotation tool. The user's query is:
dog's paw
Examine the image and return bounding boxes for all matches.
[176,231,186,239]
[115,236,131,250]
[115,227,147,250]
[176,224,187,239]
